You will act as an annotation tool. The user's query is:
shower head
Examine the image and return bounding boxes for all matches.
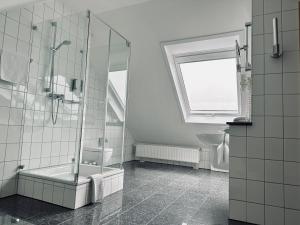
[53,40,71,51]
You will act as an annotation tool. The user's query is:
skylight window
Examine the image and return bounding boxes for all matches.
[179,58,238,114]
[162,32,244,124]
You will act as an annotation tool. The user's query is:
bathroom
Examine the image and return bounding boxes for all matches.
[0,0,299,224]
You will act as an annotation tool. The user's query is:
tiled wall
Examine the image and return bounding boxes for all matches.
[0,0,88,198]
[229,0,300,224]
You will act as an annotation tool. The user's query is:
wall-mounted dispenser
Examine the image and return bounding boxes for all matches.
[271,17,281,58]
[71,78,78,92]
[71,78,83,93]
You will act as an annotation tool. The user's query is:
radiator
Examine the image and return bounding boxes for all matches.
[135,143,200,164]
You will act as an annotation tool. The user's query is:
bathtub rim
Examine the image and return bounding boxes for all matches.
[19,164,124,185]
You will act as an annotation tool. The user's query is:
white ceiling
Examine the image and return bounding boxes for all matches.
[100,0,252,147]
[0,0,37,10]
[0,0,154,14]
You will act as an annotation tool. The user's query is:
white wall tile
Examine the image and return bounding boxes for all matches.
[283,51,300,73]
[285,209,300,225]
[283,73,300,94]
[0,107,10,125]
[253,0,264,16]
[284,117,300,138]
[282,0,299,11]
[252,75,264,95]
[247,180,264,204]
[229,200,246,221]
[284,138,300,162]
[17,178,25,195]
[229,178,246,201]
[1,178,16,197]
[252,95,264,116]
[7,8,20,21]
[284,95,300,116]
[282,9,299,31]
[265,182,284,207]
[5,18,19,38]
[6,126,21,143]
[5,143,19,161]
[229,136,246,157]
[247,137,264,159]
[253,35,264,55]
[24,179,33,197]
[285,185,300,210]
[63,188,76,209]
[0,125,8,143]
[252,56,265,75]
[75,187,86,209]
[283,30,299,51]
[284,162,300,185]
[0,144,5,162]
[265,116,283,138]
[247,116,264,137]
[253,15,264,35]
[265,95,283,116]
[264,0,282,14]
[3,161,17,179]
[247,202,265,225]
[53,186,64,205]
[265,138,283,160]
[0,163,4,180]
[247,158,264,181]
[265,160,283,183]
[265,206,284,225]
[33,181,43,200]
[265,54,283,74]
[43,184,53,203]
[230,157,246,179]
[265,74,282,94]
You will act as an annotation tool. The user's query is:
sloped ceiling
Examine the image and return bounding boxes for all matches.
[99,0,251,147]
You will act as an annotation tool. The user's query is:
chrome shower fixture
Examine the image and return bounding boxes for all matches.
[53,40,71,52]
[45,21,72,125]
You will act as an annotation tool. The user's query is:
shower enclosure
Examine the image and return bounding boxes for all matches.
[17,3,130,209]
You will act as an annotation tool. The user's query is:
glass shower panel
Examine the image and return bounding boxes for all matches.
[104,30,130,168]
[80,14,110,169]
[20,9,88,182]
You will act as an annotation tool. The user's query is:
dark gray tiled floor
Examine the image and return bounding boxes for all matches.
[0,161,253,225]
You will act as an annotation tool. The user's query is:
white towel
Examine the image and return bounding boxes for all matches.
[0,49,29,85]
[90,174,104,203]
[217,142,229,165]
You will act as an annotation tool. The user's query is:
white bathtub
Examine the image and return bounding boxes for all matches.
[18,164,124,209]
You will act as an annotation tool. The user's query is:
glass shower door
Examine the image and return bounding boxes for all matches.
[103,30,130,169]
[20,8,88,183]
[79,14,110,169]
